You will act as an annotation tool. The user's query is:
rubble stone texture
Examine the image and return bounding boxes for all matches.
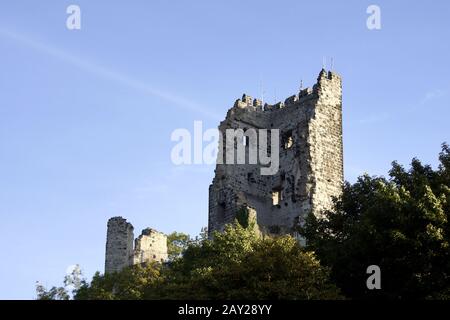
[208,69,344,239]
[105,217,134,273]
[105,217,167,273]
[133,228,168,265]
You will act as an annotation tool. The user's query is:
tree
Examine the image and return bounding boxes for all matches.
[36,282,70,300]
[166,232,191,261]
[36,264,85,300]
[75,262,164,300]
[161,223,342,299]
[69,223,342,300]
[301,144,450,299]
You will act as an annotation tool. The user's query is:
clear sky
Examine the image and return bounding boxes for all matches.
[0,0,449,299]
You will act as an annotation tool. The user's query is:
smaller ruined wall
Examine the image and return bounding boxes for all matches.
[133,228,168,264]
[105,217,134,274]
[105,217,168,273]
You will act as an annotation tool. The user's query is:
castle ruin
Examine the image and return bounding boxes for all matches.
[105,217,168,274]
[208,69,344,237]
[104,69,343,272]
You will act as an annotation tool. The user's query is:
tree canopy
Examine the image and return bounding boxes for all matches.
[300,143,450,299]
[70,223,342,300]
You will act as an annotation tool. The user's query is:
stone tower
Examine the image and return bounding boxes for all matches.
[105,217,168,273]
[208,69,343,237]
[105,217,134,274]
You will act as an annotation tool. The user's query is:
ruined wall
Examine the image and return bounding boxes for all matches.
[208,69,343,237]
[308,70,343,216]
[105,217,134,274]
[105,217,168,273]
[133,228,168,265]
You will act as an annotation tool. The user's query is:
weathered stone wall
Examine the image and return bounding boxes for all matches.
[309,70,343,217]
[105,217,134,274]
[133,228,168,265]
[208,69,343,237]
[105,217,168,273]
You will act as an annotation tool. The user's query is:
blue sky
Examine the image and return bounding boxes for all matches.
[0,0,449,299]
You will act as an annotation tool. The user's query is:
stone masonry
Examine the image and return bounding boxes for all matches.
[133,228,168,265]
[208,69,344,238]
[105,217,168,274]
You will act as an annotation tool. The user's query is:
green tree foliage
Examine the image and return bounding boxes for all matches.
[236,207,250,228]
[301,144,450,299]
[162,224,342,299]
[75,262,163,300]
[167,232,191,261]
[36,265,85,300]
[36,283,70,300]
[69,224,341,300]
